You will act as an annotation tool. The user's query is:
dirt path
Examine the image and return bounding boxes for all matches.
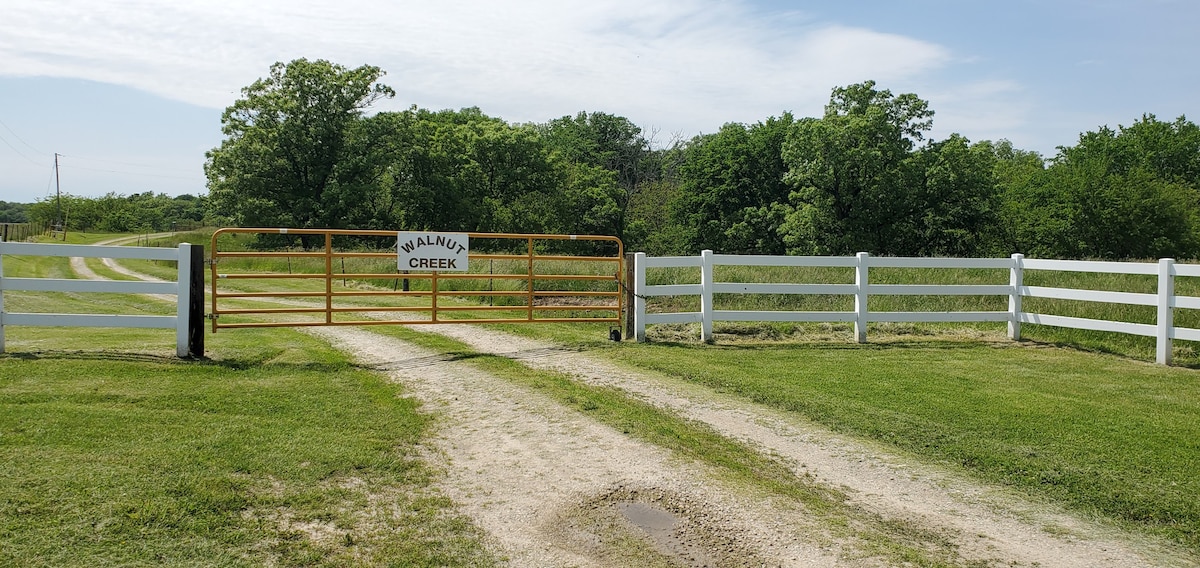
[309,325,849,566]
[68,233,178,302]
[68,242,1197,566]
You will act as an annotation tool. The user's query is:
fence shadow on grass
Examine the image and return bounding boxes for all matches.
[634,338,1007,352]
[0,350,185,365]
[0,349,361,375]
[361,346,583,372]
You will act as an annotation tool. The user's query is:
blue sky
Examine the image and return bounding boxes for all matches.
[1,0,1197,204]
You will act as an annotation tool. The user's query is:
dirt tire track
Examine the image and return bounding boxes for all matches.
[309,325,844,567]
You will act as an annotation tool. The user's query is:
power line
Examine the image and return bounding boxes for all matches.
[61,153,199,176]
[44,161,57,199]
[0,116,46,155]
[57,162,200,181]
[0,130,46,167]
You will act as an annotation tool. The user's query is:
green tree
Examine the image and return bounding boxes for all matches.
[779,81,932,255]
[1060,114,1200,187]
[0,201,30,223]
[29,194,100,231]
[626,179,688,255]
[671,114,795,254]
[989,141,1060,255]
[998,116,1200,259]
[538,111,650,193]
[205,59,394,237]
[344,106,624,246]
[906,135,1001,256]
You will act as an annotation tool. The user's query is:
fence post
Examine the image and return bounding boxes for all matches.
[634,252,647,342]
[701,249,714,343]
[1009,253,1024,340]
[176,244,192,358]
[624,252,635,341]
[855,252,869,343]
[0,243,6,354]
[1157,257,1175,365]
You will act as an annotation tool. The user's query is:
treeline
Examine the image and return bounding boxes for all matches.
[26,192,208,233]
[31,59,1197,260]
[0,201,30,224]
[205,60,1200,259]
[656,87,1200,260]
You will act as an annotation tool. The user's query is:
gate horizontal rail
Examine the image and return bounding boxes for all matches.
[210,228,623,331]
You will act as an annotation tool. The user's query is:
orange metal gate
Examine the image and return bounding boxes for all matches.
[209,228,624,331]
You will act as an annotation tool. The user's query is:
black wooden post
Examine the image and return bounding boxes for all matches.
[188,244,205,357]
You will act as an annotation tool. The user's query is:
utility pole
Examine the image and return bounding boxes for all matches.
[54,153,65,241]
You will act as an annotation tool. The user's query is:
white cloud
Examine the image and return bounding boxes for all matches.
[923,80,1035,144]
[0,0,954,136]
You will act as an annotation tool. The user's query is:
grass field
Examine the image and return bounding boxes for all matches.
[0,241,497,567]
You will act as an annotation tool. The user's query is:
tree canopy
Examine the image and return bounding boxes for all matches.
[188,60,1200,261]
[205,59,394,230]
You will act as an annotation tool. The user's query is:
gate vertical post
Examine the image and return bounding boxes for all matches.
[854,252,869,343]
[634,252,647,342]
[1157,258,1175,365]
[324,232,333,325]
[526,236,535,322]
[431,270,439,323]
[1008,253,1024,340]
[210,231,219,333]
[701,249,714,343]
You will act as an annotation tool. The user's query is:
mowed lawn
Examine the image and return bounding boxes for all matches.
[597,337,1200,551]
[0,326,497,567]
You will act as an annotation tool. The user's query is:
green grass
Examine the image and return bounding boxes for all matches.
[0,243,498,567]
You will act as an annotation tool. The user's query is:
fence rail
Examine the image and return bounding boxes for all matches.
[0,241,204,357]
[633,251,1200,365]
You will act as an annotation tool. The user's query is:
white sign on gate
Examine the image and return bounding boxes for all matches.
[397,232,470,271]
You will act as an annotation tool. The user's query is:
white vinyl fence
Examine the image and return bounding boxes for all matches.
[633,251,1200,365]
[0,242,200,357]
